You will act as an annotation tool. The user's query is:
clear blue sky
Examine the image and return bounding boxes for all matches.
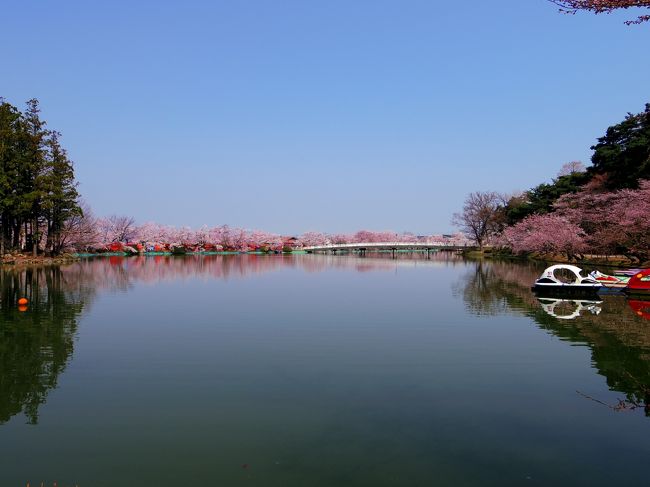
[2,0,649,234]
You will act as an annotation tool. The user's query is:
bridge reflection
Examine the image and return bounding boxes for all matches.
[303,242,472,257]
[2,255,648,426]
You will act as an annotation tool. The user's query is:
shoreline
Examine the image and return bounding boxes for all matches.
[1,249,648,270]
[466,249,650,269]
[1,253,80,266]
[0,250,309,266]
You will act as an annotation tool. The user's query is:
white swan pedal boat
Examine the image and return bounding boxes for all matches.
[532,265,602,296]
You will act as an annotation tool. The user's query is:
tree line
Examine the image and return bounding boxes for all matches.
[61,218,469,253]
[454,103,650,262]
[0,98,80,256]
[0,98,465,257]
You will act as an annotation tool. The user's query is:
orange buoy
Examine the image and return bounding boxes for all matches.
[18,297,29,306]
[18,305,28,312]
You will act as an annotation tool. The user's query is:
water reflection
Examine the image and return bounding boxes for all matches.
[3,254,649,429]
[0,253,463,425]
[629,299,650,320]
[457,260,650,415]
[537,298,602,320]
[72,252,466,290]
[2,254,650,486]
[453,261,544,316]
[0,267,94,424]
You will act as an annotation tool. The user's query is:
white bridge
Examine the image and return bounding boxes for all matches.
[303,242,472,254]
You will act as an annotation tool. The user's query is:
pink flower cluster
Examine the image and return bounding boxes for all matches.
[73,218,470,253]
[502,180,650,260]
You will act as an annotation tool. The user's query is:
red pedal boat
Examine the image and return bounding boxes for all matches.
[624,269,650,296]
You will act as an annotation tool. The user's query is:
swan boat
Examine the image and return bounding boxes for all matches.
[532,265,601,296]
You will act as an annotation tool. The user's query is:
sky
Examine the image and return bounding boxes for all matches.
[1,0,649,235]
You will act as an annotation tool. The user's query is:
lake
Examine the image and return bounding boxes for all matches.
[1,253,649,486]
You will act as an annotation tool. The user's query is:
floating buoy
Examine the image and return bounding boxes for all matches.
[18,305,28,312]
[18,297,28,306]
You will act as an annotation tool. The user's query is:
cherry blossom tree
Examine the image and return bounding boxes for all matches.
[299,232,330,247]
[609,180,650,260]
[58,200,99,251]
[136,222,172,244]
[353,230,384,243]
[194,225,210,247]
[330,233,350,245]
[246,229,279,251]
[501,179,650,261]
[96,215,137,244]
[502,213,587,259]
[549,1,650,24]
[554,179,650,261]
[83,217,463,254]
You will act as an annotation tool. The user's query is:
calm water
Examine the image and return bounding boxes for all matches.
[1,254,649,487]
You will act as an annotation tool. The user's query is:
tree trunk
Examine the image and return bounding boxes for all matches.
[477,237,484,251]
[32,218,38,257]
[0,214,4,255]
[46,218,53,255]
[13,221,20,249]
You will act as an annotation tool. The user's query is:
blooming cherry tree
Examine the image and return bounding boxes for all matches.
[550,1,650,24]
[554,179,650,261]
[502,213,587,259]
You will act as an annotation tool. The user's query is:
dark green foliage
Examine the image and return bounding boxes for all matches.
[171,245,187,255]
[504,103,649,226]
[589,103,650,190]
[42,132,80,254]
[0,98,80,255]
[0,267,86,424]
[505,172,590,224]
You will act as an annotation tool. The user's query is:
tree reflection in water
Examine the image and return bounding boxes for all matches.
[456,260,650,416]
[4,254,647,425]
[0,252,463,425]
[0,266,93,424]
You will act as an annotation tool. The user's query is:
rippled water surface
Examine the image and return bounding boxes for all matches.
[1,254,649,486]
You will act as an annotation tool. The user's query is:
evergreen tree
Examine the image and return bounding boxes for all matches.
[0,100,21,254]
[589,103,650,190]
[18,99,49,256]
[0,98,81,255]
[43,131,80,254]
[505,171,590,224]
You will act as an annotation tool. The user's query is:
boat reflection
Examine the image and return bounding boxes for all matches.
[537,297,602,320]
[629,300,650,320]
[457,260,650,416]
[2,255,649,426]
